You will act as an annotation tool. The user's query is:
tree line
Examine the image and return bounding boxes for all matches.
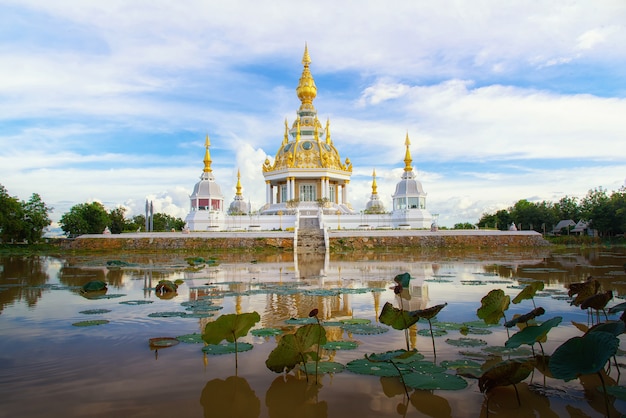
[0,183,185,242]
[477,187,626,236]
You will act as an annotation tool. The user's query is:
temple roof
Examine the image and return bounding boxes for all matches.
[263,45,352,175]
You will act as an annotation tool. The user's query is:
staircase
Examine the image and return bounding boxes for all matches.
[297,217,326,253]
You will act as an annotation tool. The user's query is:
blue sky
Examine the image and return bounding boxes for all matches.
[1,1,625,229]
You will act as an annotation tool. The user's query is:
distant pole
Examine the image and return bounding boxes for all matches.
[149,201,154,232]
[145,200,149,231]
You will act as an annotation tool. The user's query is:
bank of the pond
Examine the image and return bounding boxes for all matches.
[51,229,550,252]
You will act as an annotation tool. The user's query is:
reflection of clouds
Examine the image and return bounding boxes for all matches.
[200,376,260,418]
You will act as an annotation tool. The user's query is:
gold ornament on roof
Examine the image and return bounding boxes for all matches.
[372,169,378,194]
[404,132,413,172]
[296,43,317,110]
[235,169,242,196]
[203,134,212,173]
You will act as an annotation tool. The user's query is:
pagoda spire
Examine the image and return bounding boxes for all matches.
[296,43,317,109]
[371,169,378,194]
[403,132,413,172]
[203,134,212,173]
[325,118,331,144]
[235,169,242,196]
[282,119,289,145]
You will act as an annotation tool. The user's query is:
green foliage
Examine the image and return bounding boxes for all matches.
[476,289,510,325]
[453,222,475,230]
[108,207,126,234]
[265,323,327,373]
[512,281,545,304]
[478,358,535,393]
[0,184,52,243]
[393,272,413,287]
[504,316,562,349]
[60,201,109,236]
[202,312,261,345]
[549,331,619,381]
[379,302,421,330]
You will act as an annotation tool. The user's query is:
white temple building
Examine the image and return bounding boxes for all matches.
[184,46,433,232]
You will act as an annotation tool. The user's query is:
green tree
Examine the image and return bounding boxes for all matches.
[59,202,110,236]
[609,187,626,235]
[454,222,475,230]
[477,209,513,230]
[0,184,24,242]
[553,195,581,221]
[22,193,53,243]
[152,213,185,231]
[580,187,612,236]
[108,207,127,234]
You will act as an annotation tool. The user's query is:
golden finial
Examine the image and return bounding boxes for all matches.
[325,118,331,144]
[372,169,378,194]
[296,118,301,143]
[203,134,212,173]
[283,119,289,145]
[314,118,320,142]
[235,169,242,196]
[296,43,317,107]
[404,132,413,172]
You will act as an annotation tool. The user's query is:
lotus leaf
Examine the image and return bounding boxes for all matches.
[119,300,153,305]
[341,323,388,335]
[586,320,625,336]
[202,312,261,345]
[81,280,107,292]
[302,361,345,374]
[265,323,327,373]
[608,301,626,314]
[321,341,358,350]
[340,318,371,325]
[512,281,545,304]
[156,280,177,293]
[149,337,180,348]
[403,371,468,391]
[346,359,418,377]
[418,328,447,337]
[459,326,492,336]
[477,289,510,325]
[148,311,189,318]
[72,319,109,327]
[176,333,204,343]
[505,316,562,349]
[478,358,535,393]
[202,342,254,355]
[394,272,413,288]
[379,302,420,330]
[285,317,317,325]
[445,337,487,347]
[89,294,125,300]
[79,309,111,315]
[366,349,424,363]
[482,346,533,357]
[549,331,619,381]
[440,359,482,370]
[504,307,546,328]
[251,328,283,337]
[599,385,626,400]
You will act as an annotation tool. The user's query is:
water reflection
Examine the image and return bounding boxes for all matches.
[2,247,626,417]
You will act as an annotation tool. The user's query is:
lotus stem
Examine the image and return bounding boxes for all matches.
[428,319,437,362]
[513,383,521,406]
[597,371,611,418]
[390,360,410,399]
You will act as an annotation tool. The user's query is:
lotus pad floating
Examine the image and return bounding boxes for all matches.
[445,337,488,347]
[403,372,468,391]
[176,333,204,344]
[347,358,417,377]
[483,346,533,357]
[322,341,359,350]
[148,311,189,318]
[79,309,112,315]
[81,280,107,292]
[342,323,389,335]
[460,326,492,336]
[119,300,153,305]
[89,294,126,300]
[440,359,482,370]
[72,319,109,327]
[202,342,254,355]
[340,318,371,325]
[285,317,317,325]
[149,337,180,348]
[302,361,345,374]
[418,328,448,337]
[251,328,283,337]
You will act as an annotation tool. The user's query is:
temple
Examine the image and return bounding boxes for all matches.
[184,46,433,231]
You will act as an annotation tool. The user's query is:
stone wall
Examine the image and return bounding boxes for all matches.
[57,232,549,252]
[329,233,549,251]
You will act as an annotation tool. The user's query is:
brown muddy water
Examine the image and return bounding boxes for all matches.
[1,247,626,417]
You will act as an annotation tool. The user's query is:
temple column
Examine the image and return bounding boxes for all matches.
[343,180,349,205]
[290,177,296,201]
[265,181,271,205]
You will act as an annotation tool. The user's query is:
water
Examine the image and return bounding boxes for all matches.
[1,247,626,417]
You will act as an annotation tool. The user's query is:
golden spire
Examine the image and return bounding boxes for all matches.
[296,43,317,108]
[283,119,289,145]
[371,169,378,194]
[295,118,301,143]
[325,118,331,144]
[235,169,242,196]
[403,132,413,172]
[314,118,320,142]
[203,134,212,173]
